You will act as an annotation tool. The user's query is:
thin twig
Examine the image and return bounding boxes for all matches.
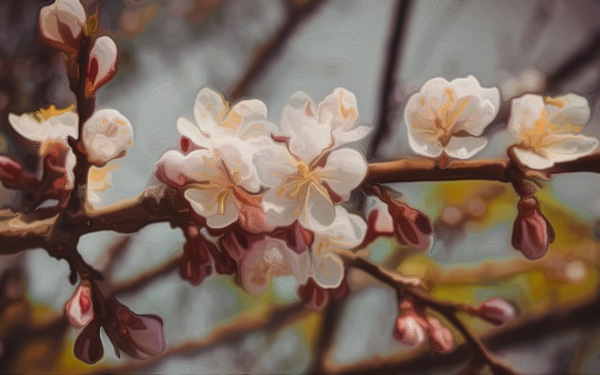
[368,0,413,158]
[227,0,328,102]
[111,255,182,296]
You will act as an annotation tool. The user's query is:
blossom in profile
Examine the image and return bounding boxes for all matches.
[82,109,134,166]
[508,93,598,169]
[404,75,500,159]
[39,0,87,54]
[261,88,370,233]
[8,105,78,189]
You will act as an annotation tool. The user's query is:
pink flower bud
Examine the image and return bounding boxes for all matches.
[427,316,455,352]
[38,0,86,54]
[394,313,427,346]
[66,282,94,328]
[85,36,118,97]
[74,320,104,364]
[475,297,516,326]
[105,302,165,359]
[512,197,555,260]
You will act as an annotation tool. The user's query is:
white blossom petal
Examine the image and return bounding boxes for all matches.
[512,147,554,170]
[318,205,367,249]
[444,135,488,160]
[282,91,332,163]
[508,94,546,140]
[540,134,598,164]
[311,251,345,289]
[317,88,358,135]
[8,110,78,143]
[263,180,304,228]
[448,75,501,136]
[299,182,336,233]
[176,117,211,149]
[251,138,297,188]
[314,148,367,201]
[335,124,372,147]
[546,93,591,126]
[193,88,227,137]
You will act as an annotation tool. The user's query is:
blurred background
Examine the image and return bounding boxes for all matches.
[1,0,600,373]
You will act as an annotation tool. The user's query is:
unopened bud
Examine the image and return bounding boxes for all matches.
[74,320,104,364]
[512,197,555,260]
[474,297,516,326]
[427,316,455,352]
[38,0,86,54]
[65,282,94,328]
[298,278,330,311]
[378,187,432,250]
[105,302,165,359]
[394,313,427,346]
[85,36,118,97]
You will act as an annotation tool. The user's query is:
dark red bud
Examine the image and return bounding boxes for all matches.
[298,278,330,311]
[390,200,432,250]
[180,227,216,285]
[74,321,104,364]
[105,302,165,359]
[512,198,554,260]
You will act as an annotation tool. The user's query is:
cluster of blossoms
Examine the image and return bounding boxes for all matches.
[155,87,371,301]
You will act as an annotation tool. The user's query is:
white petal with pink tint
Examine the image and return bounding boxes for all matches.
[281,91,332,163]
[314,148,367,201]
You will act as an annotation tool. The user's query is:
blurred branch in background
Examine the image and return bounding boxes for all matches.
[368,0,413,159]
[228,0,328,102]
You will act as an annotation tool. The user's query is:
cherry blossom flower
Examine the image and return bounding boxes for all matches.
[39,0,87,54]
[230,206,366,296]
[8,105,78,189]
[261,88,370,233]
[176,87,279,149]
[81,109,134,166]
[508,93,598,169]
[155,139,276,232]
[65,282,94,328]
[85,36,118,97]
[404,75,501,159]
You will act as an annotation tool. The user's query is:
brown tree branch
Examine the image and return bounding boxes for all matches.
[365,151,600,184]
[227,0,328,102]
[331,286,600,375]
[337,254,515,375]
